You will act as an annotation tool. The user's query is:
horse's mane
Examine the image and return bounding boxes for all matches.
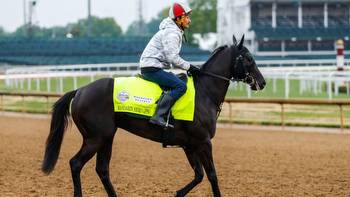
[201,45,229,69]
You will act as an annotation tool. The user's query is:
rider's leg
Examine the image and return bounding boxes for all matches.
[142,69,187,127]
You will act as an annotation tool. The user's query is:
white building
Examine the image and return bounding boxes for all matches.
[217,0,350,56]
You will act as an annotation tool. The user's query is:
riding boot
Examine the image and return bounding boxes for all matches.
[150,93,176,129]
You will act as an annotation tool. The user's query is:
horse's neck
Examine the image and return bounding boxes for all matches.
[196,53,233,107]
[196,75,230,106]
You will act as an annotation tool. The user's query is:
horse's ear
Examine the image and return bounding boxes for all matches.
[238,34,245,50]
[232,35,237,46]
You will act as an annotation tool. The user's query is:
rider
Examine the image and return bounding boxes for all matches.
[140,2,200,128]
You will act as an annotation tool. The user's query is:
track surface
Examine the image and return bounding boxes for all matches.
[1,115,350,196]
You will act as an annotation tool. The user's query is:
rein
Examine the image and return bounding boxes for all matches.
[199,70,235,82]
[195,50,256,119]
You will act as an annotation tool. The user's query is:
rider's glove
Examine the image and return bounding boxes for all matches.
[187,64,200,76]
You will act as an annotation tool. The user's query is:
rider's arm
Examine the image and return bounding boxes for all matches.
[162,32,190,70]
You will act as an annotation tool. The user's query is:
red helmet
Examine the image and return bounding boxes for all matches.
[169,2,192,19]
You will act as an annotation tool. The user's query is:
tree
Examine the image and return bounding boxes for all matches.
[188,0,217,35]
[145,8,169,35]
[125,20,148,36]
[69,16,122,38]
[125,7,168,36]
[0,27,6,37]
[91,17,122,37]
[12,25,27,37]
[134,1,217,44]
[46,26,69,38]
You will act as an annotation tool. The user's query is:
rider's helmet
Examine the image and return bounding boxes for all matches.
[169,2,192,20]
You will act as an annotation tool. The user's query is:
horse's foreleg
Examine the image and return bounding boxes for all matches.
[70,138,102,197]
[175,147,204,197]
[96,136,117,197]
[198,141,221,197]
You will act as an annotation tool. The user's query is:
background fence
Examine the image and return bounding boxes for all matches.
[2,60,350,99]
[1,91,349,129]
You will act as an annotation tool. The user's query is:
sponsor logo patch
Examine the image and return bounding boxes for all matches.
[117,91,129,102]
[133,96,153,104]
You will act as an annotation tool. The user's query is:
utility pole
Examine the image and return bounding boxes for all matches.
[23,0,27,37]
[136,0,146,36]
[87,0,92,37]
[28,0,36,38]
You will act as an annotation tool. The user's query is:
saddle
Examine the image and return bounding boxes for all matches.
[113,74,195,148]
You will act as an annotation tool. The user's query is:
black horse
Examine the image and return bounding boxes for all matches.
[42,35,266,197]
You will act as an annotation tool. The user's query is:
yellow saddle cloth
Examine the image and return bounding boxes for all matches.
[113,76,195,121]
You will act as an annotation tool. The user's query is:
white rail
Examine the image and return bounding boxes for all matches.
[2,60,350,99]
[5,59,350,75]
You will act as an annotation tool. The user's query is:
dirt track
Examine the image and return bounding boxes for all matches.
[1,115,350,196]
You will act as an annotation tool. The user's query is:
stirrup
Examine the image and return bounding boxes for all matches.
[165,111,174,129]
[149,119,174,129]
[149,111,174,129]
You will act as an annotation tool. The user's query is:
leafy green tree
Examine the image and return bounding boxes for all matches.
[11,25,67,38]
[54,26,68,38]
[0,27,6,37]
[69,16,122,38]
[91,17,122,37]
[126,7,168,36]
[188,0,217,35]
[12,25,29,37]
[134,0,217,43]
[125,20,148,36]
[41,26,68,38]
[145,8,168,35]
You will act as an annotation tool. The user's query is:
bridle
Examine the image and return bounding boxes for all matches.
[199,51,256,87]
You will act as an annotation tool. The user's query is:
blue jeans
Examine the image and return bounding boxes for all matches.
[142,69,187,100]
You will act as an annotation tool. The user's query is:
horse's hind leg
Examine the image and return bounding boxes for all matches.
[70,137,103,197]
[176,147,204,197]
[96,134,117,197]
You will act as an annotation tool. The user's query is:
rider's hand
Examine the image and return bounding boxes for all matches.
[187,64,200,76]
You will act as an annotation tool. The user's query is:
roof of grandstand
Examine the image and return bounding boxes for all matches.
[0,37,210,65]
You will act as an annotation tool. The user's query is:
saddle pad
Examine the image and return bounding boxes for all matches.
[113,76,195,121]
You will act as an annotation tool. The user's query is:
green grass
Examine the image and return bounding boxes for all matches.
[218,103,350,128]
[1,76,350,128]
[1,96,56,113]
[0,76,107,93]
[226,78,350,99]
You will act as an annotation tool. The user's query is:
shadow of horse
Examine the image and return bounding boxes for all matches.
[42,35,266,197]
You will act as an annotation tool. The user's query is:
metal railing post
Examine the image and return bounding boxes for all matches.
[281,103,285,130]
[229,102,232,125]
[21,95,25,113]
[0,95,3,112]
[47,96,50,114]
[339,104,344,131]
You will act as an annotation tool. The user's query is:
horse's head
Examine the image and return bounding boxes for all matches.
[231,35,266,91]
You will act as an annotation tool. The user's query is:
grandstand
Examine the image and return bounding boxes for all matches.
[0,37,209,65]
[217,0,350,60]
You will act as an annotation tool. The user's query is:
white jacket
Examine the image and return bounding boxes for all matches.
[140,18,190,70]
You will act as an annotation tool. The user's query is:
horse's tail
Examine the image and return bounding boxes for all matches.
[42,89,77,174]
